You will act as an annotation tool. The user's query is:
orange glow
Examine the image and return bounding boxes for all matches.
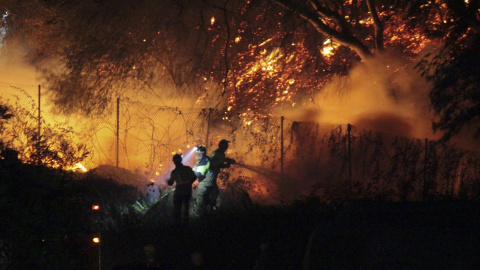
[69,163,88,172]
[0,0,459,204]
[196,93,207,103]
[224,38,305,122]
[321,39,339,58]
[379,7,442,57]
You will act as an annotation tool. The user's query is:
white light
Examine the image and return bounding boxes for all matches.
[181,147,197,165]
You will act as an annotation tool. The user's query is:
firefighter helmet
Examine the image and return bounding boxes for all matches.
[195,145,206,154]
[172,154,182,163]
[219,139,230,149]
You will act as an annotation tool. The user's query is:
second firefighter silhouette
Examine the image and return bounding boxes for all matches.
[194,140,235,216]
[193,145,213,217]
[208,139,235,211]
[167,154,197,225]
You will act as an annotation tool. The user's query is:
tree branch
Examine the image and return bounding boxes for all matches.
[366,0,384,52]
[222,0,231,96]
[272,0,373,60]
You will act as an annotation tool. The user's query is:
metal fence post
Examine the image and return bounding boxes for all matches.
[206,108,212,149]
[37,84,41,165]
[348,123,352,198]
[423,138,428,200]
[116,97,120,168]
[281,116,284,177]
[98,232,102,270]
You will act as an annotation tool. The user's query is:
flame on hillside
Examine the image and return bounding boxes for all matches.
[1,0,469,203]
[68,163,88,172]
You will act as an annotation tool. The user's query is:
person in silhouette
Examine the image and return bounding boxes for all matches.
[167,154,197,226]
[205,139,235,213]
[193,145,211,217]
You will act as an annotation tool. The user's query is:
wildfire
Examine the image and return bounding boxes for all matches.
[69,163,88,172]
[1,0,460,190]
[49,160,88,172]
[222,33,313,123]
[321,39,340,58]
[226,0,450,124]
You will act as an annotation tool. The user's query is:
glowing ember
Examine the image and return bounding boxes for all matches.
[0,0,466,203]
[321,39,339,58]
[69,163,88,172]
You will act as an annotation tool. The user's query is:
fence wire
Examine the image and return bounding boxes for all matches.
[1,84,480,202]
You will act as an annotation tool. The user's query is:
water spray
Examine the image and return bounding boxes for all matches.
[232,162,282,182]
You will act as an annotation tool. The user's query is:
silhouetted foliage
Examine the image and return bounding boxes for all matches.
[2,158,480,269]
[0,94,90,169]
[0,0,455,120]
[0,161,144,269]
[0,103,13,121]
[416,1,480,142]
[427,36,480,142]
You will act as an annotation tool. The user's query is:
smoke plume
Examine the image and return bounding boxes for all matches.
[282,53,440,141]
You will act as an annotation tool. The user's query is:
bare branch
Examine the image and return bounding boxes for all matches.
[366,0,384,52]
[271,0,373,60]
[222,0,231,96]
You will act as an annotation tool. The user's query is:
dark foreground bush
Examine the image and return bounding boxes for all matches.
[2,162,480,269]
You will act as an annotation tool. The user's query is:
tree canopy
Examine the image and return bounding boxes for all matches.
[1,0,479,141]
[1,0,227,115]
[416,0,480,142]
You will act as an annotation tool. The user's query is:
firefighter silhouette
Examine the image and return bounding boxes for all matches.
[167,154,197,225]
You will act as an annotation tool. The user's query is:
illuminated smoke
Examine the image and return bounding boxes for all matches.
[281,53,440,141]
[0,43,38,90]
[181,146,198,166]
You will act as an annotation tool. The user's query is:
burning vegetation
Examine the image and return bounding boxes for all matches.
[194,0,459,127]
[1,2,480,269]
[0,0,479,201]
[0,0,465,119]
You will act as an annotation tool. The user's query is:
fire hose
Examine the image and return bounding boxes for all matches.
[225,157,237,166]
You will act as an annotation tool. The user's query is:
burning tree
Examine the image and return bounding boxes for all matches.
[0,0,478,139]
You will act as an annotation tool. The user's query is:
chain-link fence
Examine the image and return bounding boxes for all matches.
[84,98,212,176]
[2,83,480,203]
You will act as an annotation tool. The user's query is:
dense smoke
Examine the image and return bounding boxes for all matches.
[281,53,439,141]
[0,43,38,91]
